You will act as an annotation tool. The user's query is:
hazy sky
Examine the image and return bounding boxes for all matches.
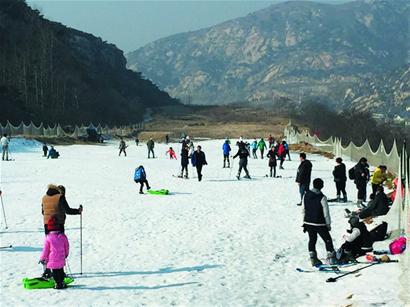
[27,0,348,54]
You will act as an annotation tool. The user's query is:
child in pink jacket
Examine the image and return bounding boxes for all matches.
[39,216,69,289]
[166,147,177,160]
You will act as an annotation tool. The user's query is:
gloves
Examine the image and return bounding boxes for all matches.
[79,205,83,214]
[327,225,331,231]
[38,259,46,265]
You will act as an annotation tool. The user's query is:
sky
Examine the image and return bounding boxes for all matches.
[27,0,349,54]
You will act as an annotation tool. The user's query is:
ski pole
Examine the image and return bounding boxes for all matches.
[0,191,8,229]
[80,204,83,275]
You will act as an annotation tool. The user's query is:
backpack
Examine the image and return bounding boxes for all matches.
[134,167,145,181]
[348,167,355,180]
[389,237,407,255]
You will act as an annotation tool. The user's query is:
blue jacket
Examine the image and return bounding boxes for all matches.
[134,167,146,181]
[222,142,231,155]
[251,141,257,150]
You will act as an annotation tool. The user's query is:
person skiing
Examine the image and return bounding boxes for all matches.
[302,178,336,266]
[337,216,373,262]
[134,165,151,194]
[1,134,10,161]
[222,139,231,168]
[118,138,127,156]
[42,143,48,157]
[296,153,312,206]
[277,141,286,169]
[268,134,274,149]
[332,157,347,202]
[233,141,251,180]
[354,157,370,207]
[166,147,177,159]
[47,146,60,159]
[266,145,278,177]
[251,139,258,159]
[179,145,189,178]
[39,216,70,289]
[147,138,155,158]
[192,145,207,181]
[257,138,267,159]
[41,184,82,278]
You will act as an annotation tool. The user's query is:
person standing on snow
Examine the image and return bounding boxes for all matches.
[42,143,48,157]
[296,152,312,206]
[268,134,274,149]
[135,137,139,146]
[302,178,336,266]
[332,157,347,202]
[233,142,251,180]
[192,145,207,181]
[251,139,258,159]
[147,138,155,158]
[166,147,177,159]
[266,145,278,177]
[283,139,291,161]
[277,141,286,169]
[1,134,10,161]
[354,157,370,207]
[134,165,151,194]
[257,138,267,159]
[165,134,169,144]
[118,138,127,156]
[222,139,231,168]
[179,145,190,178]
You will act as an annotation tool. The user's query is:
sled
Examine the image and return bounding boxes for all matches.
[23,276,74,289]
[147,189,169,195]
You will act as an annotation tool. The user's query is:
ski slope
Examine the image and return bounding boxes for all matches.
[0,139,403,306]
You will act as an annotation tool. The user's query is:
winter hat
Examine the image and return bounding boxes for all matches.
[348,216,359,228]
[47,216,60,232]
[313,178,324,190]
[336,157,343,163]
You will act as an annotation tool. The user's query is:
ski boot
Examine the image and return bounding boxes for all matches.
[309,251,323,267]
[54,282,67,290]
[244,174,251,179]
[356,199,364,209]
[236,174,240,180]
[327,251,337,265]
[336,196,341,203]
[139,191,144,194]
[42,268,52,279]
[343,250,356,263]
[342,195,348,203]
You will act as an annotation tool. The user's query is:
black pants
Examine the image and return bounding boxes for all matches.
[336,181,347,197]
[181,165,188,177]
[223,155,230,167]
[260,149,264,159]
[135,179,150,192]
[371,183,380,196]
[305,225,334,253]
[270,166,276,177]
[43,150,48,157]
[356,182,367,201]
[148,148,155,158]
[341,241,369,258]
[196,165,203,181]
[238,159,249,177]
[119,148,126,156]
[52,268,65,286]
[286,151,291,161]
[252,149,257,159]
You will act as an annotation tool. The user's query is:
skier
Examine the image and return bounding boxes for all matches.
[166,147,177,159]
[179,145,189,178]
[251,139,258,159]
[1,134,9,161]
[47,146,60,159]
[233,141,251,180]
[268,134,274,149]
[165,134,169,144]
[354,157,370,207]
[337,216,373,262]
[42,143,48,157]
[39,216,70,289]
[192,145,207,181]
[147,138,155,158]
[332,157,347,202]
[283,139,291,161]
[118,138,127,156]
[257,138,267,159]
[135,137,139,146]
[296,153,312,206]
[277,141,286,169]
[370,165,389,195]
[266,145,278,177]
[302,178,336,266]
[134,165,151,194]
[222,139,231,168]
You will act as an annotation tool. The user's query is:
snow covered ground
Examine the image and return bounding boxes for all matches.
[0,139,404,306]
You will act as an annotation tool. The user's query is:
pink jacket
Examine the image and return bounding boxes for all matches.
[40,231,69,269]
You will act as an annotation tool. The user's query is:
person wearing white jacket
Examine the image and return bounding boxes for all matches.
[1,134,9,161]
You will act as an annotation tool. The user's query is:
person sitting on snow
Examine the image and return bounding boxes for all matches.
[337,216,373,262]
[345,186,391,219]
[134,165,151,194]
[47,146,60,159]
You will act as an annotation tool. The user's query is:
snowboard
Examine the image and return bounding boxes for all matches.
[23,276,74,289]
[147,189,169,195]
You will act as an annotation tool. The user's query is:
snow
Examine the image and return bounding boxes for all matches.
[0,140,404,306]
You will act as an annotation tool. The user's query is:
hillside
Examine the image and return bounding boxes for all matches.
[127,0,409,116]
[0,0,178,125]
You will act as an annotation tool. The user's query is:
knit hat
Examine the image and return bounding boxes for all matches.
[47,216,60,232]
[313,178,324,190]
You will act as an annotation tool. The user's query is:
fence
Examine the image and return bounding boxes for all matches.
[285,124,409,304]
[0,121,144,138]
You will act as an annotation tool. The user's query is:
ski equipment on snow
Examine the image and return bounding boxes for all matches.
[22,277,74,289]
[147,189,169,195]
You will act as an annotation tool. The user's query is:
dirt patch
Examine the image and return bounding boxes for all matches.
[290,142,335,159]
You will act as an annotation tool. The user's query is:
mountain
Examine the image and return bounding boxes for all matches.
[0,0,178,126]
[127,0,409,116]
